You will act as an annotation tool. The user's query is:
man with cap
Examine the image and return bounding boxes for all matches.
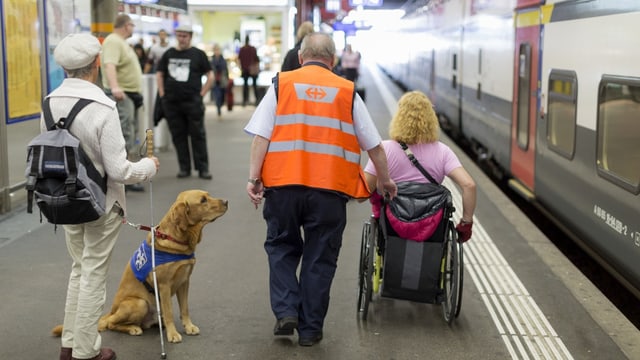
[101,14,146,192]
[156,24,215,179]
[48,33,159,360]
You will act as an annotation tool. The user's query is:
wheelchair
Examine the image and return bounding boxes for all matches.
[357,184,464,323]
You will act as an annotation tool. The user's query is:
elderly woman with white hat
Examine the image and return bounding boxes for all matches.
[47,33,159,360]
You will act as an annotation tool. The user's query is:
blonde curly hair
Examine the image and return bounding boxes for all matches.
[388,91,439,144]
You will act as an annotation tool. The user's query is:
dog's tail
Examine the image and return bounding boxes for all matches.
[51,324,63,337]
[52,314,110,337]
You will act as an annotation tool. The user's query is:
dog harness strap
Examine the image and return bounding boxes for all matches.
[125,220,188,245]
[143,279,155,293]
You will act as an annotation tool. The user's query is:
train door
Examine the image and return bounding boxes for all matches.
[510,4,542,192]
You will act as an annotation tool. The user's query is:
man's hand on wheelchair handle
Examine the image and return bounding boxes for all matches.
[456,220,473,243]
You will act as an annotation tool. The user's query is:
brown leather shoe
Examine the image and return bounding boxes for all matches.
[71,347,116,360]
[60,347,71,360]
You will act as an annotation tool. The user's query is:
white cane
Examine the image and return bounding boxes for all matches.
[146,129,167,359]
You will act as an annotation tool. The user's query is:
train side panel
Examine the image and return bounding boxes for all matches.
[430,1,466,132]
[536,3,640,293]
[458,3,515,172]
[377,0,640,296]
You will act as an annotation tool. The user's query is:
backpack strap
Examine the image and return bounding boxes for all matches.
[42,98,55,131]
[42,97,93,130]
[398,141,438,184]
[58,98,93,129]
[26,146,41,214]
[61,99,93,195]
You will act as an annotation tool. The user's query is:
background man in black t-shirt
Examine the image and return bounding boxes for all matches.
[156,25,214,180]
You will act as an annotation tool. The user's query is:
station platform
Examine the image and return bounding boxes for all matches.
[0,63,638,360]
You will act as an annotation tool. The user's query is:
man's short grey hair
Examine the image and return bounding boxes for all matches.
[299,32,335,62]
[65,61,95,78]
[114,14,131,29]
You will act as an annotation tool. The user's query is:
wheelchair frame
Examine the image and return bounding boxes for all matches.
[357,200,464,323]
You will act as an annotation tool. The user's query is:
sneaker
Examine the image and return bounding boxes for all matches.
[177,171,191,178]
[273,316,298,336]
[199,171,213,180]
[298,332,323,347]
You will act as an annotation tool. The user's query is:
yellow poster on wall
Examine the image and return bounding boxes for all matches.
[4,0,42,120]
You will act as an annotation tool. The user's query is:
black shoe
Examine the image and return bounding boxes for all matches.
[273,316,298,336]
[177,171,191,178]
[125,183,145,192]
[199,171,213,180]
[298,332,323,346]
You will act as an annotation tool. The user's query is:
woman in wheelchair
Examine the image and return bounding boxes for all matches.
[363,90,477,242]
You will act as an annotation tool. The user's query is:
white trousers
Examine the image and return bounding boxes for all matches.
[61,205,122,359]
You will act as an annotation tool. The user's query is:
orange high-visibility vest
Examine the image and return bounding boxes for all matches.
[262,64,370,199]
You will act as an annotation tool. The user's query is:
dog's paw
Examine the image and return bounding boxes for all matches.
[128,326,143,336]
[167,331,183,343]
[184,323,200,335]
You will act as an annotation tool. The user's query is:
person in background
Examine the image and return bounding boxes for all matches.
[101,14,145,192]
[50,33,159,360]
[280,21,314,72]
[146,29,171,127]
[238,35,259,106]
[340,44,361,83]
[156,24,214,180]
[363,91,477,242]
[245,32,397,347]
[144,29,170,74]
[133,43,147,71]
[210,43,229,117]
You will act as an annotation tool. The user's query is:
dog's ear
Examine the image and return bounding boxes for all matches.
[169,202,190,232]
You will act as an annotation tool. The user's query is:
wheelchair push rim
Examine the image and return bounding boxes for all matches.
[441,220,464,324]
[357,218,375,319]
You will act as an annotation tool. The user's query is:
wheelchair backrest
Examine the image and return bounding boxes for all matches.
[382,181,454,242]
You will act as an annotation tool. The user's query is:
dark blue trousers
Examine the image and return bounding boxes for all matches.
[263,186,347,337]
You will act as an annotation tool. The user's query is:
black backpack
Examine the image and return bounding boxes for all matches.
[25,98,108,225]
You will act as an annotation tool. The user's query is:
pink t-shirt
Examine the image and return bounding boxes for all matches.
[364,140,462,184]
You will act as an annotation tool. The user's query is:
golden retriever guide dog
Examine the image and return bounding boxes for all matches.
[52,190,228,343]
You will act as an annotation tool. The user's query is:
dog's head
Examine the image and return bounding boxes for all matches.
[158,190,228,250]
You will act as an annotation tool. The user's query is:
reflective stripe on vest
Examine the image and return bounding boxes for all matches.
[262,65,370,198]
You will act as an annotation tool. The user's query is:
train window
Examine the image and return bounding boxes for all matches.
[547,70,577,159]
[516,43,531,150]
[596,76,640,194]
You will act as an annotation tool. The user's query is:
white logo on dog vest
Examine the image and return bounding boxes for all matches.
[134,243,148,271]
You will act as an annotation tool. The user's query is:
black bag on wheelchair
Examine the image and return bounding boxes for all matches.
[384,182,451,242]
[380,181,453,303]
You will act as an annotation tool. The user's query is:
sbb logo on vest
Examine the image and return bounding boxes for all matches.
[294,83,338,103]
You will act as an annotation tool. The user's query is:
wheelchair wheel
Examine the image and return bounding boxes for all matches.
[442,221,463,323]
[454,238,464,318]
[357,219,375,320]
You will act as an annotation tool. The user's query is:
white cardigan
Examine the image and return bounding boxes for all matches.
[42,78,157,216]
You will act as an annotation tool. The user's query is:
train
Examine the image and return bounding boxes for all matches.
[374,0,640,297]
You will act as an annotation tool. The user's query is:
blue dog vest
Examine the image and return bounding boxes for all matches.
[130,241,195,283]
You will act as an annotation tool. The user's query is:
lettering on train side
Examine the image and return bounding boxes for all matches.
[593,205,632,239]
